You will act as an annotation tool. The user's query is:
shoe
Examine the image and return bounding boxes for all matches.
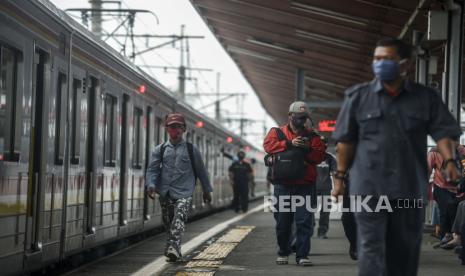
[349,246,358,261]
[441,242,459,250]
[440,233,453,244]
[297,257,313,266]
[318,234,328,239]
[276,255,289,265]
[454,246,462,255]
[165,246,180,262]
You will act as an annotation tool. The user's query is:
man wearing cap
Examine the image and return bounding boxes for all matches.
[146,113,213,262]
[263,101,325,266]
[332,38,461,275]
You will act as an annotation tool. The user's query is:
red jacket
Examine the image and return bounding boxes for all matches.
[263,124,326,185]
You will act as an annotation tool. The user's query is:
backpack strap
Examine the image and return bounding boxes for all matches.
[186,142,198,180]
[273,127,286,141]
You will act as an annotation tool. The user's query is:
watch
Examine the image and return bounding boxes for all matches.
[332,170,347,180]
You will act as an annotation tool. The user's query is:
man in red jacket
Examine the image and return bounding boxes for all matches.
[263,101,325,266]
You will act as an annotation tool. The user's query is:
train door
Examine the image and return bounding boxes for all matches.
[127,103,145,230]
[84,76,98,238]
[0,40,27,275]
[143,106,152,222]
[62,65,87,255]
[25,46,50,267]
[41,55,68,263]
[119,94,130,230]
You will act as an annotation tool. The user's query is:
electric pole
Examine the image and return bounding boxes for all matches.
[215,72,221,122]
[178,25,186,99]
[89,0,103,38]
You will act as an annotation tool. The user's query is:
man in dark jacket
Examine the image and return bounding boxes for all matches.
[229,151,253,213]
[332,38,461,276]
[263,101,325,266]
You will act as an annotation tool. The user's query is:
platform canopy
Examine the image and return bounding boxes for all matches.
[190,0,435,125]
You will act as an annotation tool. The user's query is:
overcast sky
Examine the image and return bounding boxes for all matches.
[49,0,276,149]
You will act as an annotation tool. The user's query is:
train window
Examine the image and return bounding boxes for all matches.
[70,78,82,165]
[0,45,22,162]
[103,94,117,167]
[133,107,143,169]
[54,72,67,165]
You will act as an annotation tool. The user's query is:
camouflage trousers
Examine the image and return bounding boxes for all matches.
[159,194,193,254]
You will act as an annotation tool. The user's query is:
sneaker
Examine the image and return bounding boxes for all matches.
[441,241,460,250]
[440,233,453,244]
[297,258,313,266]
[276,255,288,265]
[318,234,328,239]
[165,246,180,262]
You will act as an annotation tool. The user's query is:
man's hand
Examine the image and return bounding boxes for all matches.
[444,161,460,182]
[331,178,345,202]
[147,186,157,200]
[203,192,212,204]
[292,137,310,148]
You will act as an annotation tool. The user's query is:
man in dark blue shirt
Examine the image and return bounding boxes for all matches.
[332,38,461,276]
[228,151,253,213]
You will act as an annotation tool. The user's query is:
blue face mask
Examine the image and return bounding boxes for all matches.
[372,59,406,81]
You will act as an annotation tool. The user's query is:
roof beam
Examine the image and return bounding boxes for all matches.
[306,100,343,108]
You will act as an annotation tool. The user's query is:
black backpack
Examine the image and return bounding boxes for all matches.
[264,128,310,181]
[159,142,197,180]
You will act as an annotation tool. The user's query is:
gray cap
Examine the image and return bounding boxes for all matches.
[289,101,308,114]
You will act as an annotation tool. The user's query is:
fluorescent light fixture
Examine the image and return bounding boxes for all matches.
[290,1,369,26]
[228,46,276,62]
[246,38,303,54]
[306,76,346,90]
[295,29,360,51]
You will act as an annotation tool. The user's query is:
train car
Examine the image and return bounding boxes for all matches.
[0,0,268,274]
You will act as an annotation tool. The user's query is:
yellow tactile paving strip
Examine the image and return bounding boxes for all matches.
[175,226,255,275]
[175,272,215,276]
[185,261,222,268]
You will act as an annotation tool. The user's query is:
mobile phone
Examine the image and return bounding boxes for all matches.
[301,137,309,142]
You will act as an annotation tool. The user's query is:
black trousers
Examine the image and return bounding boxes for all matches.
[341,192,357,249]
[355,198,423,276]
[433,185,460,236]
[232,181,249,212]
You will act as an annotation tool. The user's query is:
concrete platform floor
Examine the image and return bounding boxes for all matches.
[215,209,464,276]
[67,201,465,275]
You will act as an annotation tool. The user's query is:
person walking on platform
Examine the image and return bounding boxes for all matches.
[332,38,462,276]
[427,143,465,245]
[315,136,337,239]
[229,151,253,213]
[264,101,325,266]
[146,113,213,262]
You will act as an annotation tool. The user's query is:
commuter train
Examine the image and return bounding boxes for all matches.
[0,0,267,274]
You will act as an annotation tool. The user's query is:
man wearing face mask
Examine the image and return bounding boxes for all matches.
[263,101,325,266]
[146,113,212,262]
[228,151,253,213]
[332,38,462,276]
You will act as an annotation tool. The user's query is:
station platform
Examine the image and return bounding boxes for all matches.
[66,201,464,276]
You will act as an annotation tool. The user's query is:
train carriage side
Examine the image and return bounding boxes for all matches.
[0,0,268,275]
